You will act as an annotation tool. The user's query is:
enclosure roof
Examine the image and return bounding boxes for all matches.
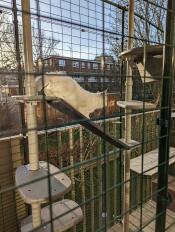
[119,45,163,61]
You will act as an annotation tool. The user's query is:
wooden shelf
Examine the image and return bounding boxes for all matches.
[117,100,156,110]
[15,161,72,204]
[108,200,175,232]
[21,199,83,232]
[130,147,175,176]
[12,95,57,103]
[119,45,163,61]
[119,139,140,149]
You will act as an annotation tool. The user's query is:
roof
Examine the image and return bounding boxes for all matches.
[42,55,115,64]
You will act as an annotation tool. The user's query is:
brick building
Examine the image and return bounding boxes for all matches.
[37,55,120,91]
[0,56,120,133]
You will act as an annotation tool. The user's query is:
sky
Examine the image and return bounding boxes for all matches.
[28,0,122,59]
[1,0,124,60]
[0,0,166,61]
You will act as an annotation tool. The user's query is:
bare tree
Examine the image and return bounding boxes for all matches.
[0,12,17,69]
[32,25,60,60]
[0,11,60,71]
[106,1,167,105]
[0,11,60,133]
[108,0,166,57]
[134,0,166,46]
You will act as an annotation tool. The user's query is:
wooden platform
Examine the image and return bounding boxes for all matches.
[130,147,175,176]
[12,95,57,103]
[119,45,163,61]
[117,101,156,110]
[119,45,163,82]
[48,99,131,150]
[21,199,83,232]
[119,139,140,149]
[15,161,72,204]
[108,200,175,232]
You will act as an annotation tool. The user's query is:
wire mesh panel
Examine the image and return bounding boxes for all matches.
[0,0,175,232]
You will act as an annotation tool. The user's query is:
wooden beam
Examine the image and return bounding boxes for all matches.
[47,99,132,150]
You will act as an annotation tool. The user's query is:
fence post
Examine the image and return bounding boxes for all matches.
[123,1,134,232]
[21,0,41,228]
[79,126,86,232]
[156,1,175,231]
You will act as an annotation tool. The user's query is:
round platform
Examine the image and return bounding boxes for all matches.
[21,199,83,232]
[117,100,156,110]
[119,45,163,61]
[15,161,72,204]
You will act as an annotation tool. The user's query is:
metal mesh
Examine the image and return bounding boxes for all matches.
[0,0,175,232]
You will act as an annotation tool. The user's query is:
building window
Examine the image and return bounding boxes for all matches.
[44,59,49,66]
[72,61,79,68]
[106,64,110,70]
[58,59,65,67]
[81,62,85,68]
[93,63,98,69]
[87,62,91,69]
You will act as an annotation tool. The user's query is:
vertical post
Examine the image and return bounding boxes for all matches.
[79,126,86,232]
[97,137,103,228]
[69,128,75,200]
[155,1,175,231]
[105,123,110,227]
[21,0,39,170]
[12,0,28,164]
[21,0,41,228]
[119,9,125,218]
[69,128,76,232]
[100,56,104,90]
[89,132,95,232]
[123,1,134,232]
[113,122,117,218]
[57,131,62,168]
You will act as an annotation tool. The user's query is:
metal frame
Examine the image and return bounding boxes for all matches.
[0,0,174,232]
[156,1,175,231]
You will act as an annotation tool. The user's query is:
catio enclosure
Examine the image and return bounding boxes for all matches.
[0,0,175,232]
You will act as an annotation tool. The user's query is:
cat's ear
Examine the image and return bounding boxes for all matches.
[101,88,108,95]
[104,88,108,94]
[100,89,108,95]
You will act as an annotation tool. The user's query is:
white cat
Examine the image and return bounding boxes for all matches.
[35,72,107,118]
